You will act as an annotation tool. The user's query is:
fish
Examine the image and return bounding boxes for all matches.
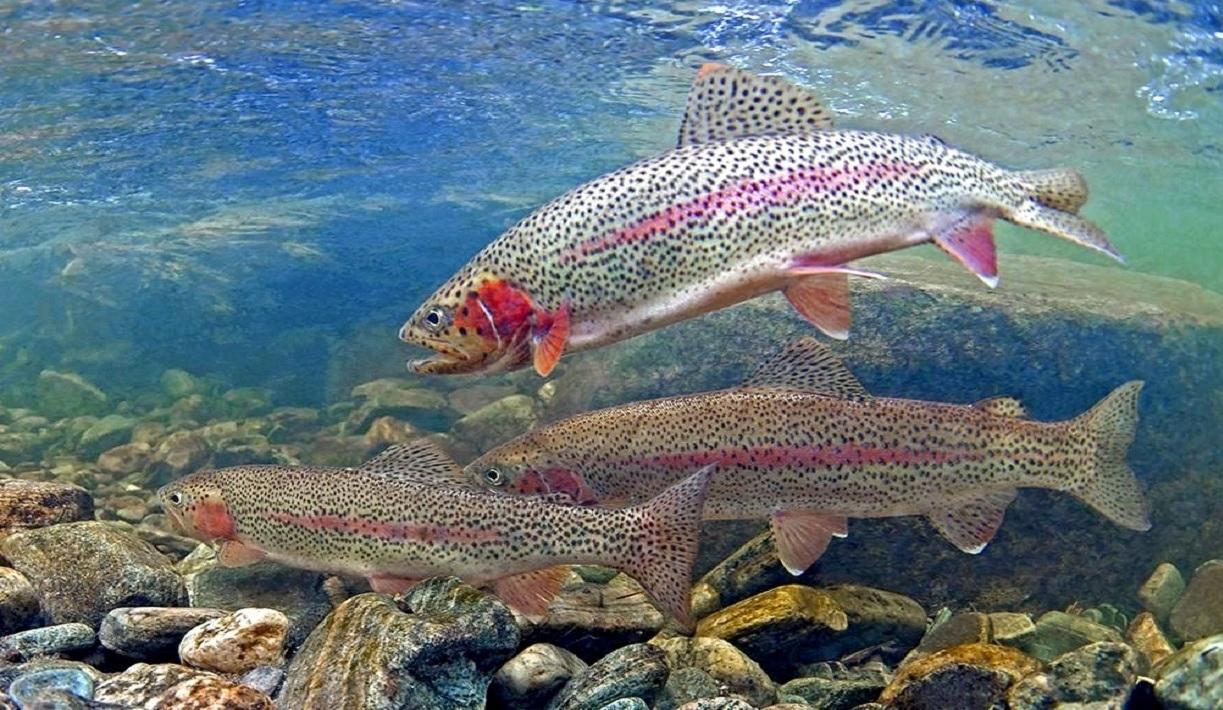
[400,64,1121,377]
[158,440,714,628]
[464,337,1150,575]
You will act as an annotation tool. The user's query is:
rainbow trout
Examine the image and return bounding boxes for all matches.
[158,440,713,627]
[400,65,1121,376]
[465,338,1149,575]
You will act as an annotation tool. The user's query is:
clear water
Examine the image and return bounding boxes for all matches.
[1,0,1219,403]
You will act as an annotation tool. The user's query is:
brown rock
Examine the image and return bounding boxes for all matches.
[0,480,94,535]
[153,675,272,709]
[694,585,846,673]
[880,642,1042,706]
[526,573,664,660]
[97,442,153,476]
[1127,611,1175,670]
[1169,559,1223,643]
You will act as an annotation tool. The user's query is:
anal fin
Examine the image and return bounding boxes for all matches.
[784,272,851,340]
[933,214,999,287]
[770,510,849,575]
[493,565,571,621]
[927,489,1017,554]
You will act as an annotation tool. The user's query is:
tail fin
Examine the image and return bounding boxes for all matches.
[1068,381,1150,531]
[622,464,714,631]
[1014,168,1088,213]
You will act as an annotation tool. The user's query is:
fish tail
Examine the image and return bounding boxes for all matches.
[621,464,714,631]
[1004,168,1124,264]
[1067,381,1151,531]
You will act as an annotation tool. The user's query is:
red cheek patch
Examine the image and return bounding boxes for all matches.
[194,500,236,539]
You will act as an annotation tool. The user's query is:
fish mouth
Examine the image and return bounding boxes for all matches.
[407,335,530,376]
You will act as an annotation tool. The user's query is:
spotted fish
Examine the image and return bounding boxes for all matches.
[158,440,714,628]
[465,338,1149,575]
[401,64,1121,376]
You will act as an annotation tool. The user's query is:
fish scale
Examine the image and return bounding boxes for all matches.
[401,64,1119,376]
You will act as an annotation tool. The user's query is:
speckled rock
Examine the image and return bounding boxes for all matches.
[1018,611,1125,662]
[99,607,225,661]
[0,623,95,661]
[153,674,272,709]
[78,415,135,458]
[93,663,209,709]
[695,585,846,675]
[652,636,776,708]
[0,480,94,535]
[178,608,288,674]
[178,546,331,647]
[97,442,152,476]
[280,579,519,709]
[36,371,107,419]
[1008,641,1139,709]
[525,573,665,660]
[597,700,648,710]
[491,643,587,709]
[0,567,41,634]
[147,432,210,485]
[1138,562,1186,626]
[7,666,95,707]
[1169,559,1223,643]
[450,394,539,451]
[880,642,1042,707]
[0,521,184,626]
[549,643,669,710]
[1154,632,1223,710]
[777,662,889,709]
[674,699,755,710]
[1127,611,1175,670]
[656,668,722,710]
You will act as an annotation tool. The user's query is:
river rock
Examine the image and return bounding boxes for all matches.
[525,573,665,660]
[449,384,519,415]
[97,442,152,476]
[549,643,669,710]
[160,370,198,399]
[652,636,776,707]
[450,394,538,451]
[1138,562,1186,626]
[690,529,793,619]
[820,585,927,663]
[280,578,519,709]
[912,611,989,658]
[880,642,1041,708]
[179,546,332,646]
[7,666,95,707]
[694,585,846,676]
[93,663,208,708]
[362,416,419,450]
[178,608,288,674]
[491,643,588,708]
[777,662,889,710]
[1008,641,1139,709]
[673,699,755,710]
[237,666,284,697]
[154,674,273,709]
[36,371,107,419]
[988,611,1036,648]
[0,623,95,661]
[147,432,210,485]
[0,521,184,626]
[220,387,271,419]
[656,668,721,710]
[265,407,319,443]
[1017,610,1125,662]
[1127,611,1175,670]
[78,415,135,459]
[0,567,41,634]
[346,379,448,432]
[1169,559,1223,643]
[0,480,94,535]
[598,700,648,710]
[99,607,225,660]
[1155,632,1223,710]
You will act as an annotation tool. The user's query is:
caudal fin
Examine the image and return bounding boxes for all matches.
[622,464,714,631]
[1006,167,1124,264]
[1068,381,1150,531]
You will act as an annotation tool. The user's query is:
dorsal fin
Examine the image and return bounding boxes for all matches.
[741,337,870,401]
[973,396,1029,419]
[678,64,833,148]
[360,439,467,486]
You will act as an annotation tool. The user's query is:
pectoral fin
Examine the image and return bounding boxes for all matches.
[217,540,267,568]
[770,510,849,575]
[927,489,1017,554]
[531,303,570,377]
[493,565,571,620]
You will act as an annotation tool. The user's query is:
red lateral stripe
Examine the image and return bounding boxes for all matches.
[267,512,502,543]
[628,444,989,469]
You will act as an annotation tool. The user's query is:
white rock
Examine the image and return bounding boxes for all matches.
[178,608,289,674]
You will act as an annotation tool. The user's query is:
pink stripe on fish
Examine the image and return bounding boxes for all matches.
[267,512,503,543]
[558,163,919,263]
[629,444,988,469]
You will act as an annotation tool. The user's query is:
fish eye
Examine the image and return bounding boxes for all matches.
[422,306,450,332]
[483,468,505,486]
[167,491,184,506]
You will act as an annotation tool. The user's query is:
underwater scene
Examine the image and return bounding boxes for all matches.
[1,0,1221,708]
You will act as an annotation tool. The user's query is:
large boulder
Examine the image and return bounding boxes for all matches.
[279,578,519,709]
[0,521,185,626]
[0,480,93,535]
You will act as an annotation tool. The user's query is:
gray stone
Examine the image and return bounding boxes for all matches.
[178,546,332,647]
[279,579,519,709]
[147,431,211,485]
[1155,632,1223,710]
[1139,562,1186,626]
[1169,559,1223,643]
[549,643,669,710]
[0,480,94,535]
[0,623,95,661]
[178,608,289,674]
[525,573,664,660]
[450,394,539,451]
[449,384,519,415]
[1019,611,1126,662]
[0,522,184,627]
[492,643,588,708]
[7,667,95,706]
[346,379,449,432]
[0,567,41,635]
[915,611,990,655]
[988,611,1036,648]
[96,442,151,477]
[77,415,135,458]
[656,668,721,710]
[778,663,888,709]
[1008,641,1139,709]
[652,636,777,708]
[92,663,209,709]
[36,371,107,419]
[237,666,284,697]
[98,607,225,660]
[597,700,648,710]
[159,370,198,399]
[220,388,271,418]
[265,407,319,443]
[674,699,755,710]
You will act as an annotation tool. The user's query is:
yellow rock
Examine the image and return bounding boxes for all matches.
[1127,611,1175,669]
[695,584,847,656]
[880,642,1042,704]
